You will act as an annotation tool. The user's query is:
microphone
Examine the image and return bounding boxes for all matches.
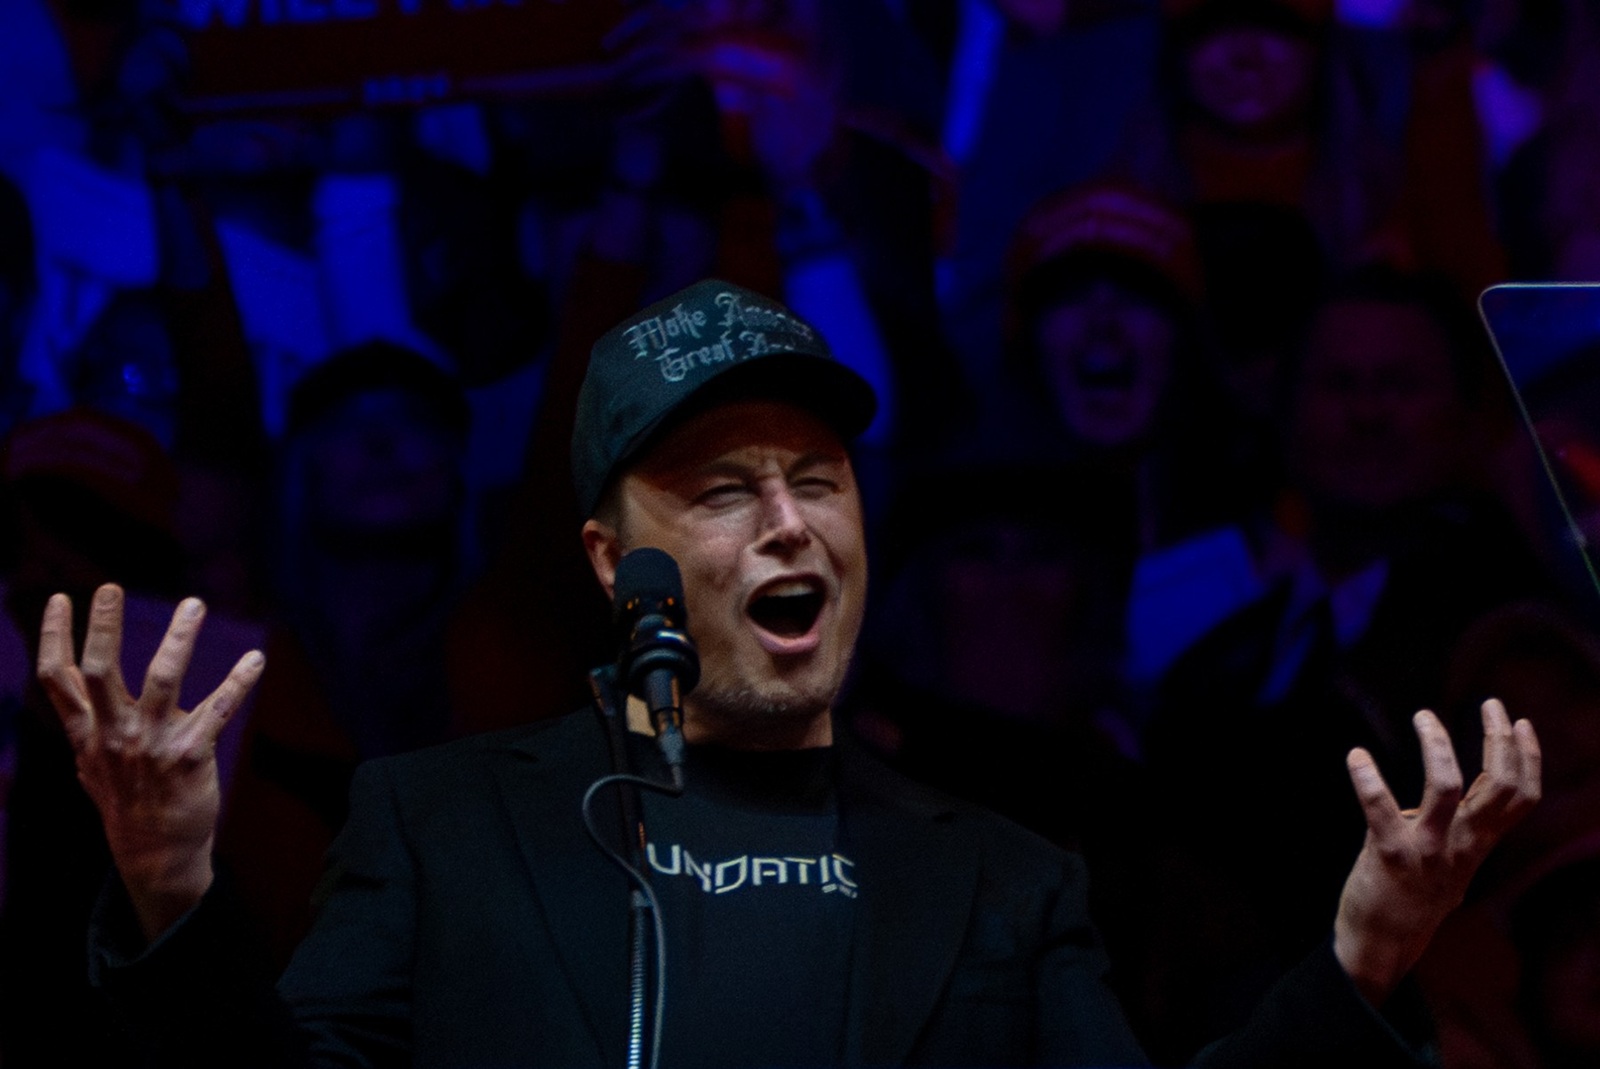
[613,548,700,786]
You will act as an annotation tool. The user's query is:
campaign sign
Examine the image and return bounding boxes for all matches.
[170,0,626,114]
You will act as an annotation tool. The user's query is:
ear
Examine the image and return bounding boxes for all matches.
[582,518,622,602]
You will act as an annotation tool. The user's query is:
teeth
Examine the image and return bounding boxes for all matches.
[765,580,817,598]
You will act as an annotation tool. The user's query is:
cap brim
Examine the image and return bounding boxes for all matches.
[606,352,878,496]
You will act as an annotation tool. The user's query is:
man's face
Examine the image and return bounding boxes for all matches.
[585,399,867,748]
[1036,279,1177,449]
[1292,299,1467,512]
[309,388,460,536]
[1184,24,1316,138]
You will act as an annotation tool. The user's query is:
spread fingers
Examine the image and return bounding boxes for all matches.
[139,598,206,717]
[1347,746,1404,841]
[80,584,132,731]
[36,593,92,742]
[176,649,266,753]
[1414,710,1464,842]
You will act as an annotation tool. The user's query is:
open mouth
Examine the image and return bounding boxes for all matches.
[1074,345,1137,391]
[747,579,826,640]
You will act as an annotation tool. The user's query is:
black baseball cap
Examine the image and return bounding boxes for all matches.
[572,278,878,516]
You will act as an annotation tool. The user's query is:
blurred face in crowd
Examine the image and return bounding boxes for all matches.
[308,388,461,536]
[1035,279,1177,449]
[1184,23,1316,137]
[1292,298,1469,512]
[584,399,867,749]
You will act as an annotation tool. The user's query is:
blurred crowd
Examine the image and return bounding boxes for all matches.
[1,0,1598,1066]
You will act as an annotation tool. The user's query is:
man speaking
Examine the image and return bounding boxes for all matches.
[38,279,1541,1067]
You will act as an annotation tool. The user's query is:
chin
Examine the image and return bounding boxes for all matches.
[702,681,831,722]
[690,667,843,735]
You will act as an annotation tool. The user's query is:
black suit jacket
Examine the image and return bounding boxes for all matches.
[93,711,1428,1068]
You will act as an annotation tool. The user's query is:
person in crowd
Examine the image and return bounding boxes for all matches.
[1004,181,1243,549]
[1419,601,1600,1067]
[0,407,265,1067]
[216,341,474,966]
[1146,265,1536,745]
[1134,264,1543,1060]
[1122,0,1392,263]
[897,0,1167,438]
[1122,0,1503,297]
[849,460,1158,1031]
[853,462,1141,843]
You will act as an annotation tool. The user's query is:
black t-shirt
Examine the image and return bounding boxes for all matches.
[628,735,857,1069]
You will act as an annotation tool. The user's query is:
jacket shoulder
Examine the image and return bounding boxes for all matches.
[359,709,606,794]
[837,737,1087,881]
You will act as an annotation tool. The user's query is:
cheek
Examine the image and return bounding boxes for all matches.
[1035,306,1090,355]
[1185,42,1230,98]
[1262,39,1314,101]
[1128,319,1176,381]
[1290,396,1348,463]
[1034,311,1088,406]
[823,519,864,559]
[1409,389,1462,431]
[1185,33,1313,125]
[676,543,746,626]
[1041,354,1079,416]
[806,505,869,596]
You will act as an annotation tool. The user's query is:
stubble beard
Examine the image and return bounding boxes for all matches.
[685,658,850,748]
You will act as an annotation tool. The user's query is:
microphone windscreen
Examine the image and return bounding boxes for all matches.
[613,547,685,625]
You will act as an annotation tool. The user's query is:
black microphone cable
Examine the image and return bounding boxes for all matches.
[580,769,679,1069]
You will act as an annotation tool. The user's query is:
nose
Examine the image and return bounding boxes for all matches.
[1084,284,1132,338]
[757,483,810,555]
[1337,376,1397,431]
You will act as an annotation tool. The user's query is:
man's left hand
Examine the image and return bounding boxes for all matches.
[1333,699,1540,1005]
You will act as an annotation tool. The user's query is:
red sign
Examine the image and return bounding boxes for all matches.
[169,0,627,114]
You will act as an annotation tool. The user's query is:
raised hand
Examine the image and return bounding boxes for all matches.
[36,583,265,943]
[1333,699,1541,1004]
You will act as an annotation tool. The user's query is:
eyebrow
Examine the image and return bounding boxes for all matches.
[788,450,850,476]
[692,450,849,482]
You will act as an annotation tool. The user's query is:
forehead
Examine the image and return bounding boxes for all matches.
[1306,299,1452,370]
[627,399,852,482]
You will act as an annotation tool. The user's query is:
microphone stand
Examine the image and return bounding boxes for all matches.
[587,547,698,1069]
[585,663,680,1069]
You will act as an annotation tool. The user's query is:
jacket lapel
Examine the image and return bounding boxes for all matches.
[490,714,634,1069]
[837,744,983,1067]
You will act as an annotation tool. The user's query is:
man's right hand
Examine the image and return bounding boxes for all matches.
[36,583,265,944]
